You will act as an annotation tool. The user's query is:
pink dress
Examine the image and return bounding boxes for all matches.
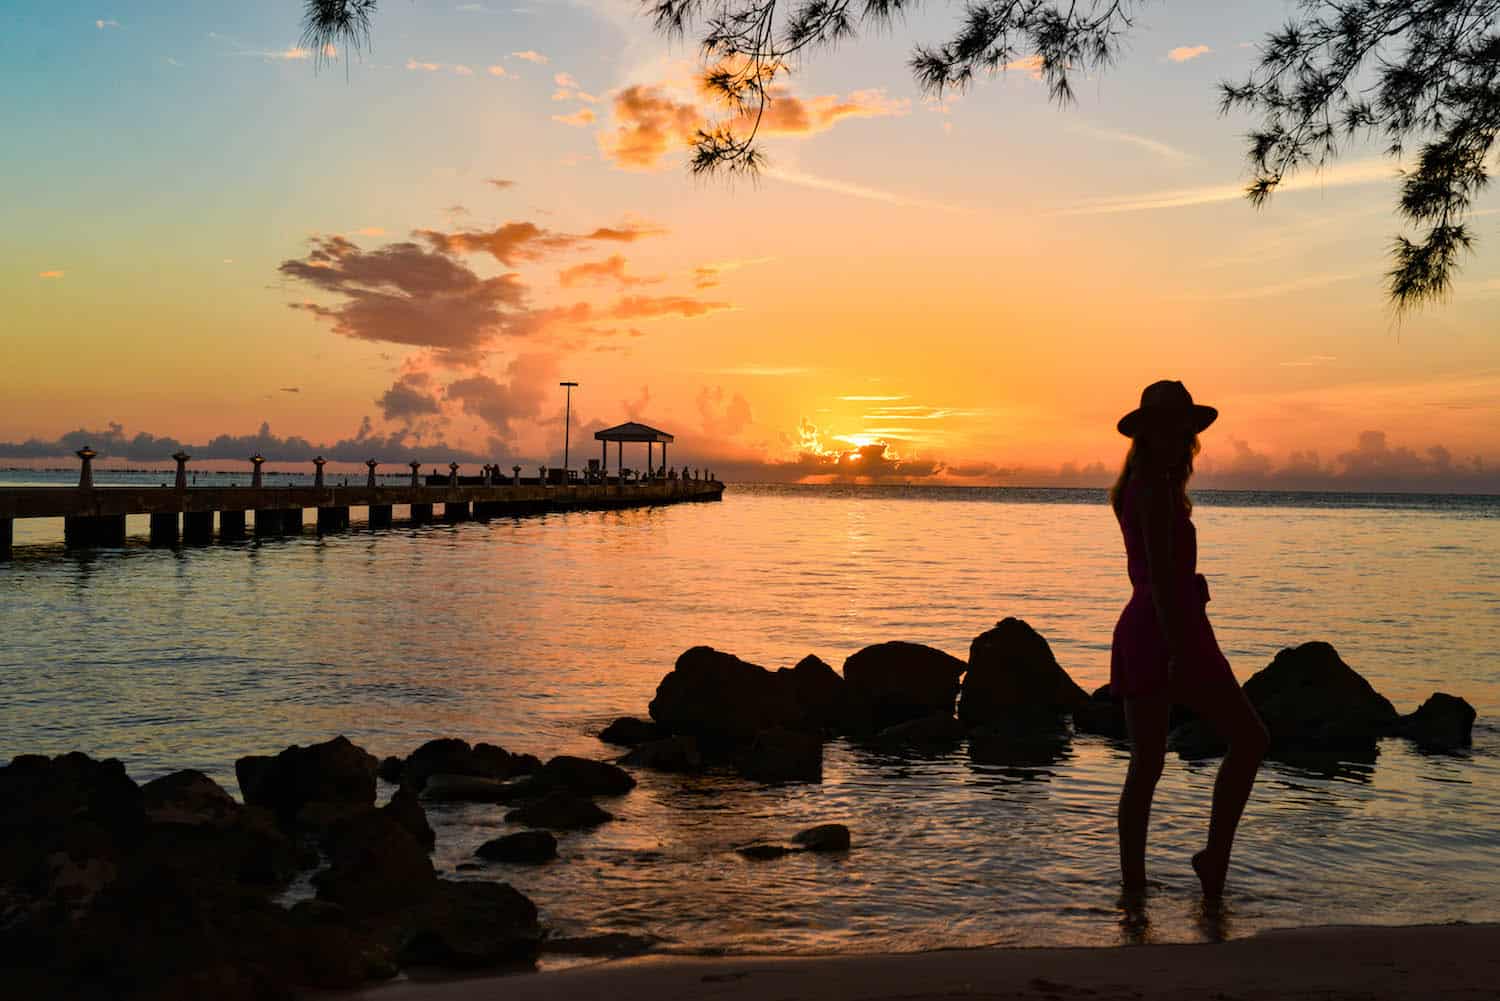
[1109,477,1234,699]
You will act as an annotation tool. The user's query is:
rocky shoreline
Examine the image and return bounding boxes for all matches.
[0,618,1476,999]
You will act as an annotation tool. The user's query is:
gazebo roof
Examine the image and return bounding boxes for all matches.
[594,421,674,444]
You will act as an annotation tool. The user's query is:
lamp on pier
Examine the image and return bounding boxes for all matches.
[409,460,421,487]
[366,459,379,488]
[172,451,190,491]
[250,453,266,489]
[76,447,97,489]
[313,456,327,488]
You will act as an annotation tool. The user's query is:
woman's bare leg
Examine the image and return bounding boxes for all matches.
[1119,694,1171,893]
[1178,675,1269,897]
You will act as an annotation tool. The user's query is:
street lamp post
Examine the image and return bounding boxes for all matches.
[559,381,579,478]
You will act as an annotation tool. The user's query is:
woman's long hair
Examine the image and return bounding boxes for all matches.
[1109,433,1200,515]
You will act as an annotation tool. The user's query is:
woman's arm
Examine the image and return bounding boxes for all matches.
[1139,479,1184,663]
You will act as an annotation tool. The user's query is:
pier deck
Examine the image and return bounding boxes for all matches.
[0,479,724,558]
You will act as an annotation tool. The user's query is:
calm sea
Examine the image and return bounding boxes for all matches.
[2,472,1498,954]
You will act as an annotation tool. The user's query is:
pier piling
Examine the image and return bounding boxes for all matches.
[410,503,433,524]
[64,514,125,549]
[149,512,179,547]
[369,504,393,529]
[1,518,11,560]
[183,511,213,544]
[220,510,247,540]
[443,501,471,522]
[316,506,349,533]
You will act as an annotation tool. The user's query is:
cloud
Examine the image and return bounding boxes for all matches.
[378,372,443,421]
[1005,54,1045,79]
[712,365,810,376]
[762,164,959,212]
[512,50,548,64]
[0,420,495,465]
[279,235,527,356]
[554,72,579,88]
[407,58,441,72]
[38,269,64,279]
[1167,45,1213,62]
[1060,156,1397,215]
[600,83,908,170]
[487,65,512,77]
[486,178,516,189]
[552,108,597,127]
[693,257,773,288]
[609,294,731,320]
[445,352,559,441]
[454,64,475,76]
[622,385,652,419]
[414,219,665,265]
[279,386,301,394]
[357,226,386,237]
[95,19,120,30]
[1067,123,1195,164]
[558,255,661,288]
[697,386,753,438]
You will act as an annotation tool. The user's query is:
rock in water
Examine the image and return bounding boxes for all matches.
[1071,684,1127,739]
[776,654,848,731]
[1396,693,1476,750]
[504,791,612,830]
[476,830,557,864]
[874,713,966,745]
[649,646,800,744]
[791,823,851,852]
[382,784,435,851]
[535,755,637,796]
[619,736,703,773]
[598,717,664,747]
[315,812,436,912]
[234,735,378,820]
[377,756,405,784]
[420,773,526,803]
[960,618,1089,726]
[400,880,541,969]
[842,642,967,732]
[141,769,241,828]
[735,843,796,860]
[1243,642,1399,750]
[736,728,823,783]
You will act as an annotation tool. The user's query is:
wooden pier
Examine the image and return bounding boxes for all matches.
[0,477,724,559]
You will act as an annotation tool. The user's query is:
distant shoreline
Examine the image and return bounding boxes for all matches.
[4,468,1499,504]
[346,921,1500,1001]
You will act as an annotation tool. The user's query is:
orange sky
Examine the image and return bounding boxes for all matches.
[3,2,1498,489]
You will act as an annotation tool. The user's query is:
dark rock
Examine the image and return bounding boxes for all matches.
[285,899,398,989]
[508,753,542,775]
[141,770,240,828]
[874,713,965,745]
[842,642,967,732]
[791,823,850,852]
[736,728,822,784]
[420,773,525,803]
[234,736,378,820]
[649,646,799,744]
[960,618,1089,726]
[1396,692,1476,750]
[400,738,474,790]
[400,880,541,969]
[381,784,435,851]
[777,654,848,731]
[599,717,664,747]
[315,812,435,912]
[967,723,1071,767]
[1071,684,1128,739]
[619,736,703,773]
[475,830,557,864]
[504,791,612,830]
[1244,642,1399,750]
[377,756,405,784]
[735,843,796,860]
[471,742,518,777]
[535,755,636,796]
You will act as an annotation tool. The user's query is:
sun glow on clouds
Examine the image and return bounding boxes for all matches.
[1167,45,1213,62]
[38,270,64,279]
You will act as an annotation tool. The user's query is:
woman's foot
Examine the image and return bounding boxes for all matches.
[1192,850,1226,898]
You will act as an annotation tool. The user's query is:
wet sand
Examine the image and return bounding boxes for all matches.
[346,921,1500,1000]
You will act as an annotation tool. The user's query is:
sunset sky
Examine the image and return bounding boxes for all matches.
[4,1,1499,489]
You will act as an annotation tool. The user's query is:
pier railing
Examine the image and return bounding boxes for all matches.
[0,478,724,557]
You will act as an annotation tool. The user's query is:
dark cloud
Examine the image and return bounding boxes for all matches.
[0,421,492,464]
[486,178,516,189]
[610,294,731,320]
[280,236,526,355]
[378,372,444,422]
[414,220,666,266]
[279,387,301,394]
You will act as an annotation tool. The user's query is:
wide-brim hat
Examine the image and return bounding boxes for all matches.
[1117,380,1218,438]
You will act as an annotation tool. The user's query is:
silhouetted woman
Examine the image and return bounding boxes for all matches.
[1110,380,1270,898]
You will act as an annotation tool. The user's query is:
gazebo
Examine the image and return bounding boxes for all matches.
[595,422,673,480]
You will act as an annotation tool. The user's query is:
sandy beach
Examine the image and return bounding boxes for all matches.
[346,922,1500,1001]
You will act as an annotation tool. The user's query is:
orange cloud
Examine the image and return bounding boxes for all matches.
[600,83,908,170]
[38,269,64,279]
[552,108,596,127]
[511,50,548,64]
[558,255,662,288]
[1168,45,1213,62]
[610,295,731,320]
